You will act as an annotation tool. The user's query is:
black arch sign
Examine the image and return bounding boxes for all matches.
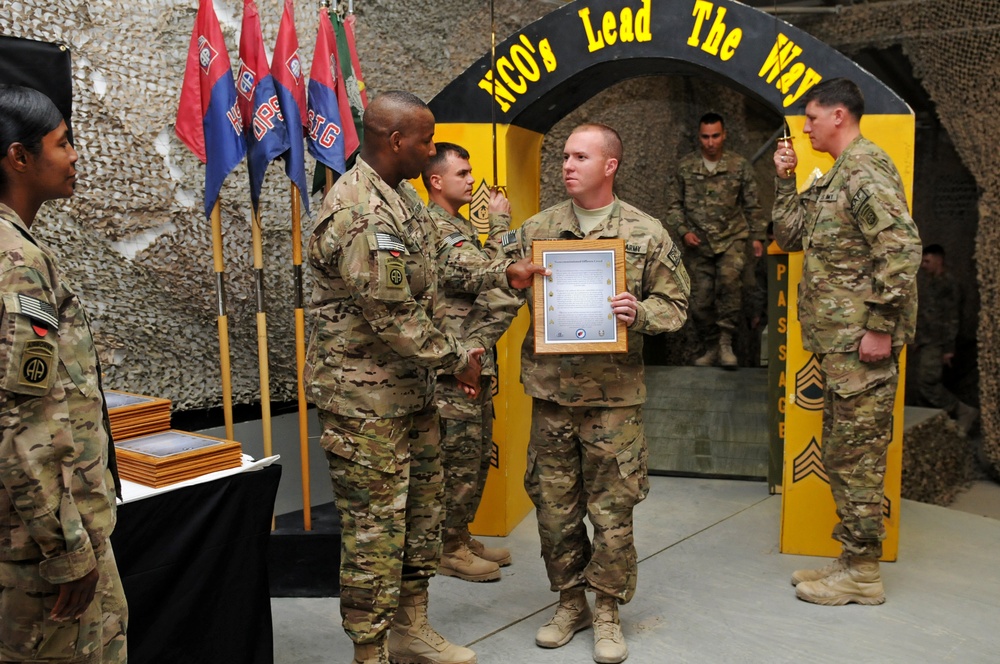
[430,0,909,130]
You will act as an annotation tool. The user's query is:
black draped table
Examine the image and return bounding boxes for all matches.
[110,463,282,664]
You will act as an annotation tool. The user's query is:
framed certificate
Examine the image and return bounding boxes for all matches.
[532,239,628,354]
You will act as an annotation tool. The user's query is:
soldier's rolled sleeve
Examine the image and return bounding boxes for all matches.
[850,166,921,336]
[772,177,805,251]
[439,243,511,293]
[2,398,98,583]
[339,216,467,376]
[741,161,767,242]
[664,172,688,238]
[633,241,689,334]
[0,271,98,580]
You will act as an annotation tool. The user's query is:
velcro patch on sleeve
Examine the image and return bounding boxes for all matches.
[374,232,407,253]
[16,294,58,329]
[665,242,682,270]
[500,230,518,249]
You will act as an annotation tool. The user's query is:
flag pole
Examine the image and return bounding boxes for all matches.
[291,183,312,530]
[250,206,274,460]
[211,199,236,440]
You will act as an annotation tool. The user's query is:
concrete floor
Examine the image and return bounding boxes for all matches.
[271,475,1000,663]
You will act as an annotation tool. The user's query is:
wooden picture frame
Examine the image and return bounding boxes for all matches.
[532,238,628,354]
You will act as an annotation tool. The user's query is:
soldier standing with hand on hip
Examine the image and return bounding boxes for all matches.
[771,78,921,606]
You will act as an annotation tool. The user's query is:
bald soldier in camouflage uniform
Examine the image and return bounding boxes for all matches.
[666,113,766,368]
[422,143,513,583]
[0,85,127,663]
[304,91,541,664]
[467,123,688,664]
[772,78,921,606]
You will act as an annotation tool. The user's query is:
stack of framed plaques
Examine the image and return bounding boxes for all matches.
[105,390,172,440]
[114,430,243,488]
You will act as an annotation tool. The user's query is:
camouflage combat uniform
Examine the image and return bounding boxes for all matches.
[468,198,689,603]
[772,136,920,558]
[913,269,960,412]
[0,203,127,663]
[666,151,765,347]
[426,202,509,540]
[303,158,508,645]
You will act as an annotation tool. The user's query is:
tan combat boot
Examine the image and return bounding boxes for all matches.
[388,592,477,664]
[593,592,628,664]
[693,346,718,367]
[535,586,592,648]
[439,542,501,582]
[791,552,849,586]
[795,556,885,606]
[718,332,738,368]
[353,639,389,664]
[467,537,512,567]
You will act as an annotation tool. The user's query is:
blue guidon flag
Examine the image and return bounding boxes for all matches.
[238,0,291,212]
[175,0,247,220]
[271,0,310,212]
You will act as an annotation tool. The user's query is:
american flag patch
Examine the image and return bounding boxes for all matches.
[17,294,58,329]
[374,232,406,253]
[501,230,518,248]
[444,232,467,247]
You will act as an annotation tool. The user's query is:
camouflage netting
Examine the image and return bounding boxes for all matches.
[901,409,977,506]
[4,1,997,478]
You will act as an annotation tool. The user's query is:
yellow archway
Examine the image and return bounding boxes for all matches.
[428,0,913,560]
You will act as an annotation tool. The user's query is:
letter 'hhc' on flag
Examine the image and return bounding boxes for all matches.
[175,0,247,220]
[238,0,290,212]
[271,0,310,212]
[306,6,358,177]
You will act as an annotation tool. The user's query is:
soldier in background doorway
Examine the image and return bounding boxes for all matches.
[911,244,979,434]
[666,112,766,368]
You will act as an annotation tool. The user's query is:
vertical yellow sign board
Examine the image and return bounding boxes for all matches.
[778,114,914,561]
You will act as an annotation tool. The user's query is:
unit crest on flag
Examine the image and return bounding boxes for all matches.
[198,36,217,72]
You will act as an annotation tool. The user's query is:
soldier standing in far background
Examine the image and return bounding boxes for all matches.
[666,112,766,368]
[422,142,513,583]
[911,243,979,434]
[772,78,921,607]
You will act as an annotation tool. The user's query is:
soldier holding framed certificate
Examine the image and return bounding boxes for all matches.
[467,123,689,664]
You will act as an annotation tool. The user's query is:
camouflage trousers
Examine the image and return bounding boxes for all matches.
[437,376,494,539]
[820,350,900,559]
[687,239,747,344]
[0,547,127,663]
[525,399,649,603]
[319,406,444,644]
[911,343,960,413]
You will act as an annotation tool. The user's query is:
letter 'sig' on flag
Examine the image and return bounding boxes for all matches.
[271,0,310,212]
[238,0,291,212]
[175,0,247,220]
[307,5,359,178]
